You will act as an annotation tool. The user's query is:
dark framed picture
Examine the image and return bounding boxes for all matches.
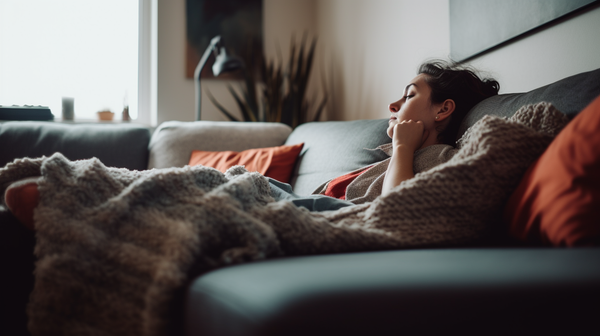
[185,0,263,79]
[450,0,599,62]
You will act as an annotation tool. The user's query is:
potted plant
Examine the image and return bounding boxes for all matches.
[207,33,327,129]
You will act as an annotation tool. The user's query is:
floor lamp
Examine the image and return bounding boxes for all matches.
[194,35,244,121]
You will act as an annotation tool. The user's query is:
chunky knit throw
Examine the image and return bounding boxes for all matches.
[0,102,568,336]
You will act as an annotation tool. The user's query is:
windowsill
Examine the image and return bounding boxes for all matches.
[57,118,140,124]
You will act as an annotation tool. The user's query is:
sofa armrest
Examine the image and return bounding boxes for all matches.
[148,121,293,169]
[185,248,600,336]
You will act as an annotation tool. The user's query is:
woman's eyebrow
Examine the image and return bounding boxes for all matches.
[406,83,417,91]
[404,83,417,94]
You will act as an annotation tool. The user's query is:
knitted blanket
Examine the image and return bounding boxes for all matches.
[0,103,568,336]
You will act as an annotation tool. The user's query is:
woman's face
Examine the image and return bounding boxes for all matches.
[387,73,438,139]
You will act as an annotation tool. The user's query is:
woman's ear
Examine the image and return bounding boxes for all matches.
[435,99,455,121]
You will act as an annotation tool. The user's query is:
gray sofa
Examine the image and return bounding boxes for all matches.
[1,68,600,336]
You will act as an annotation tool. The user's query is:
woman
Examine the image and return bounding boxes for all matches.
[269,60,500,210]
[382,60,500,195]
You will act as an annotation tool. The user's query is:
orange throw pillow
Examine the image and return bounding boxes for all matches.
[188,143,304,183]
[504,95,600,246]
[4,177,41,231]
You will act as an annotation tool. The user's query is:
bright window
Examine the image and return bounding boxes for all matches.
[0,0,139,120]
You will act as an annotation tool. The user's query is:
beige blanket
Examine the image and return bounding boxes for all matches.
[0,102,568,335]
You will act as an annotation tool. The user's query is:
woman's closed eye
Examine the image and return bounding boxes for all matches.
[404,95,414,100]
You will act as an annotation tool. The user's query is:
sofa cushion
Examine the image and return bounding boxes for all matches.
[458,68,600,140]
[0,121,151,170]
[504,95,600,246]
[285,119,390,195]
[188,143,304,183]
[148,121,292,169]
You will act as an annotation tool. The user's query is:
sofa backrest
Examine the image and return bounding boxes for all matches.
[286,68,600,195]
[0,121,151,170]
[148,121,292,169]
[285,119,390,195]
[457,68,600,140]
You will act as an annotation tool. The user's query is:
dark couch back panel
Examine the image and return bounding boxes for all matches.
[285,119,390,195]
[458,68,600,140]
[0,122,151,170]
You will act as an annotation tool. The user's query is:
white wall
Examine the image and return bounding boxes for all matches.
[469,5,600,94]
[316,0,450,121]
[157,0,192,124]
[316,0,600,120]
[157,0,600,123]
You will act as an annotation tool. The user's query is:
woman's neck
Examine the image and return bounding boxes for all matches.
[419,130,442,150]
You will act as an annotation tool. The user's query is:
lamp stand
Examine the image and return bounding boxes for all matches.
[193,36,243,121]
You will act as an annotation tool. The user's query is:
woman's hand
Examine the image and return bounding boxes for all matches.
[381,119,428,196]
[389,119,429,152]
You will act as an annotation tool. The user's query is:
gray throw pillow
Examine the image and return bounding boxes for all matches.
[285,119,390,195]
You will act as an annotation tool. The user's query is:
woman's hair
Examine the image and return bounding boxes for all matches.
[418,60,500,145]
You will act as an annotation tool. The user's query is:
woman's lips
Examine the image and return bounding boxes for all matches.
[389,117,397,122]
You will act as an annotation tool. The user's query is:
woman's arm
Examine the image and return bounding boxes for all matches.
[382,145,415,196]
[381,120,427,196]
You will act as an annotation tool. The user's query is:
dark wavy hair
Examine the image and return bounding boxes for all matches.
[418,60,500,145]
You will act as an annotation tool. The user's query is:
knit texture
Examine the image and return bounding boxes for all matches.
[0,102,568,336]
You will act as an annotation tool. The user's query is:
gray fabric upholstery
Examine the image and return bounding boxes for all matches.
[148,121,292,169]
[0,121,150,170]
[185,248,600,336]
[458,68,600,140]
[285,119,391,195]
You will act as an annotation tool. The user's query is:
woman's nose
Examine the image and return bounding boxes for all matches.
[389,100,400,113]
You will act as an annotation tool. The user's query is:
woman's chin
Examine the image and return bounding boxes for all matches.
[386,127,394,139]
